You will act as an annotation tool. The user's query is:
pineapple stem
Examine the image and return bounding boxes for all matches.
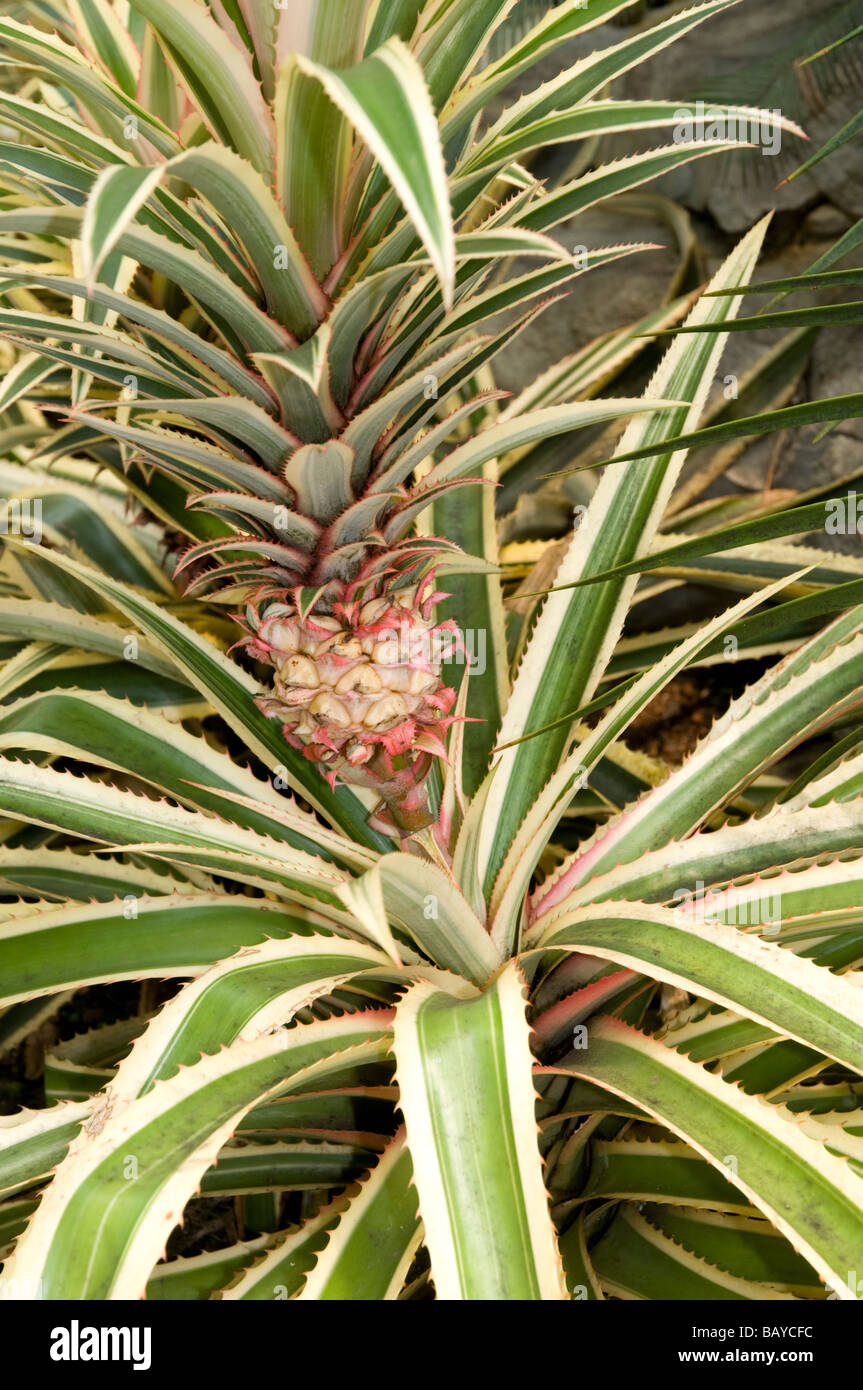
[366,749,434,838]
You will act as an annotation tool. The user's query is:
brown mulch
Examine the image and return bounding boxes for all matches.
[624,670,732,765]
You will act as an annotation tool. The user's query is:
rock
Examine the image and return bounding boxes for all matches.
[482,1,863,555]
[797,117,863,221]
[801,202,856,241]
[708,314,863,562]
[487,197,683,397]
[769,325,863,508]
[491,0,861,232]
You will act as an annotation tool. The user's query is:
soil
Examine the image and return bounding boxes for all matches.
[623,668,742,765]
[0,982,175,1114]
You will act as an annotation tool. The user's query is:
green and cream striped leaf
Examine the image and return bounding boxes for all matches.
[0,18,180,156]
[415,0,518,113]
[660,858,863,956]
[0,92,134,168]
[3,544,388,850]
[336,861,403,967]
[527,901,863,1075]
[197,1139,373,1196]
[0,761,349,906]
[720,1037,829,1097]
[0,642,68,703]
[488,571,800,941]
[431,455,509,799]
[424,245,653,342]
[562,1016,863,1297]
[571,397,863,476]
[44,1058,118,1104]
[545,800,863,911]
[68,0,141,95]
[0,1101,91,1203]
[0,846,200,902]
[604,573,863,681]
[661,1010,781,1067]
[392,960,566,1300]
[0,207,288,354]
[0,689,375,868]
[376,853,501,986]
[0,350,59,416]
[107,934,464,1101]
[422,397,676,490]
[449,228,574,263]
[220,1193,351,1301]
[557,1209,603,1300]
[0,655,204,718]
[236,1085,398,1145]
[2,1015,394,1300]
[0,1195,37,1261]
[459,0,744,141]
[0,894,323,1007]
[295,1133,421,1300]
[532,507,863,592]
[587,1204,799,1301]
[642,1204,826,1294]
[77,420,286,509]
[81,163,165,282]
[298,38,455,306]
[439,0,638,136]
[147,1234,276,1301]
[66,412,292,501]
[799,1112,863,1173]
[80,145,327,337]
[274,0,370,278]
[462,100,802,179]
[784,751,863,810]
[536,608,863,910]
[123,0,273,173]
[0,477,172,596]
[515,142,753,236]
[576,1137,754,1212]
[462,216,770,922]
[0,282,275,406]
[776,726,863,806]
[201,1139,383,1195]
[167,144,324,329]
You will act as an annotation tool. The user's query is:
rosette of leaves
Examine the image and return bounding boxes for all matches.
[0,0,863,1302]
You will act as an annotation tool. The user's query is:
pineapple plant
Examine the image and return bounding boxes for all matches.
[0,0,806,833]
[1,0,863,1304]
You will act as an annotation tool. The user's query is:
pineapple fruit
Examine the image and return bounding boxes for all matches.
[175,421,469,832]
[247,579,459,833]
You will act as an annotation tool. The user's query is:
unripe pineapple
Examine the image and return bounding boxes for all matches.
[245,580,459,831]
[176,429,469,832]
